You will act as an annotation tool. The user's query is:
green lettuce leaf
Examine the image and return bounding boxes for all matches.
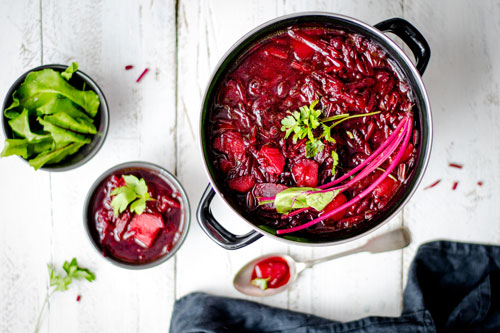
[8,109,49,141]
[37,97,93,123]
[61,62,78,81]
[1,139,29,158]
[6,68,99,117]
[37,117,91,145]
[28,142,85,170]
[44,112,96,134]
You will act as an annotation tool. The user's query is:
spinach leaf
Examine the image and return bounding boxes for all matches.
[274,187,337,214]
[6,68,99,117]
[29,142,85,170]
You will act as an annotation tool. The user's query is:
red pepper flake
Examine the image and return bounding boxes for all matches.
[125,65,134,70]
[449,163,463,169]
[136,68,149,82]
[452,181,458,190]
[76,295,81,302]
[477,181,484,186]
[424,179,441,190]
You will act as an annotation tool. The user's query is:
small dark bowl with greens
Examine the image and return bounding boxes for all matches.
[1,63,109,171]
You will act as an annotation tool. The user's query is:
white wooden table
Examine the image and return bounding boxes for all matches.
[1,1,499,332]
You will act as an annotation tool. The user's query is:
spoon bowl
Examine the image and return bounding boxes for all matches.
[233,227,411,297]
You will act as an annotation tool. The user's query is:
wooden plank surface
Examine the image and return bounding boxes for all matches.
[0,0,499,332]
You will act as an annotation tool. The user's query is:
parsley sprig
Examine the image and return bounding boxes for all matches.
[35,258,95,333]
[280,100,380,158]
[110,175,153,216]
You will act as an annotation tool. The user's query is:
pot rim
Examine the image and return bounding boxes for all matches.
[198,11,432,247]
[82,161,191,269]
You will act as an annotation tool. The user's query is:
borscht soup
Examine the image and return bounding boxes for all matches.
[205,24,420,237]
[88,166,187,265]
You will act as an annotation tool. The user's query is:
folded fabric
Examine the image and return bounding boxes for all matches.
[170,241,500,332]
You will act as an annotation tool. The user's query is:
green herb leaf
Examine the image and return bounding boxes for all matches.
[251,277,270,290]
[331,150,339,176]
[306,139,324,158]
[110,175,152,216]
[28,142,85,170]
[305,190,338,212]
[43,110,96,135]
[8,109,50,142]
[38,258,95,332]
[7,67,99,117]
[274,187,314,213]
[62,258,96,282]
[1,139,29,158]
[61,62,78,81]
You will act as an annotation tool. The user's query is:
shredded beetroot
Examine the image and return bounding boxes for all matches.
[136,68,149,82]
[452,181,458,190]
[125,65,134,70]
[76,295,81,302]
[477,181,484,186]
[449,163,463,169]
[424,179,441,190]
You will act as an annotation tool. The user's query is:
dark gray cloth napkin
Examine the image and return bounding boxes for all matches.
[170,241,500,332]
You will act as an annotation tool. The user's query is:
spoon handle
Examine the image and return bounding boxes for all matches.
[302,227,411,269]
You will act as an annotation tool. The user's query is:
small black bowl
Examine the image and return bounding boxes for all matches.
[1,64,109,171]
[83,161,191,269]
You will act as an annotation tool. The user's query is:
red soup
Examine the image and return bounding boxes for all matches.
[208,26,418,234]
[91,168,185,264]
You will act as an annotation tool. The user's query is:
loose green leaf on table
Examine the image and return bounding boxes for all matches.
[36,258,95,333]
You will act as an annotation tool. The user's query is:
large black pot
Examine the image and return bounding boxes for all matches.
[197,13,432,250]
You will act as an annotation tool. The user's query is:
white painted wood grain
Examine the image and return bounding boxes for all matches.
[0,2,52,333]
[1,0,500,332]
[402,0,500,285]
[41,0,177,332]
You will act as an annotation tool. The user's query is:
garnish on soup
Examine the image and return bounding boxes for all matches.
[92,169,184,264]
[208,26,418,235]
[1,62,100,169]
[251,256,290,290]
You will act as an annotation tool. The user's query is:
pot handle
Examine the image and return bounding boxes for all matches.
[196,184,263,250]
[374,18,431,75]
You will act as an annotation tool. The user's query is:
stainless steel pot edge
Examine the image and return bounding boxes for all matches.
[198,11,432,247]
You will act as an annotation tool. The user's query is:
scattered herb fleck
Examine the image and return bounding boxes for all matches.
[424,179,441,190]
[346,131,354,139]
[251,277,270,290]
[136,68,149,82]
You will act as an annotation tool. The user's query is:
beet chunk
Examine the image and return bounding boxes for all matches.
[258,146,285,174]
[321,193,348,221]
[292,159,319,187]
[127,213,164,249]
[213,131,246,161]
[253,183,288,211]
[228,175,256,193]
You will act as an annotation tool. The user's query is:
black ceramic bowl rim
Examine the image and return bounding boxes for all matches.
[199,12,432,246]
[83,161,191,270]
[1,64,110,172]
